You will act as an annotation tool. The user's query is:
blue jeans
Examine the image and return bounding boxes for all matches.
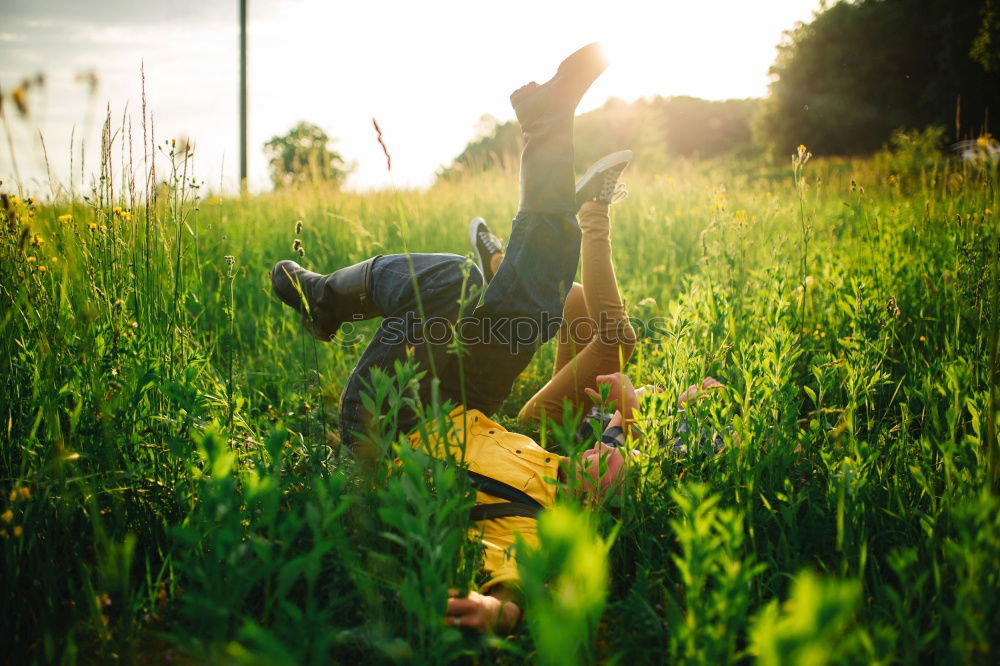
[340,211,581,449]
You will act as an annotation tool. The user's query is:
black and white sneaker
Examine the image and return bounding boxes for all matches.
[468,217,504,284]
[575,149,632,209]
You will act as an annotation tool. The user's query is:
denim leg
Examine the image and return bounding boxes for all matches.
[339,253,483,449]
[441,211,581,415]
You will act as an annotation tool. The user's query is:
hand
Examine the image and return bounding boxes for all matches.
[677,377,725,408]
[578,441,626,500]
[445,589,522,634]
[584,373,638,428]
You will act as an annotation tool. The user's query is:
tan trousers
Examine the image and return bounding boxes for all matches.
[517,200,636,426]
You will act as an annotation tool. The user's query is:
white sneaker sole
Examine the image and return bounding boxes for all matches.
[469,216,487,275]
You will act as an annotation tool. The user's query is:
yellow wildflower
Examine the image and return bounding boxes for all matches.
[58,214,73,223]
[18,487,29,500]
[26,256,36,263]
[10,196,20,205]
[1,509,12,523]
[978,135,989,148]
[13,526,23,537]
[919,335,926,342]
[51,256,58,264]
[798,144,807,153]
[8,490,15,502]
[88,223,97,232]
[38,265,47,273]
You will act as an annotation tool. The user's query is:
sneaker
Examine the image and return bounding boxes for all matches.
[468,217,504,283]
[575,149,632,209]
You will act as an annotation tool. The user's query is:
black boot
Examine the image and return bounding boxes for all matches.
[511,43,608,214]
[271,257,381,341]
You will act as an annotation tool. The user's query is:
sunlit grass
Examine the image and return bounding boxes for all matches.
[1,126,998,663]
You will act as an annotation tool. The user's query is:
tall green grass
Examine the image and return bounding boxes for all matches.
[1,119,998,664]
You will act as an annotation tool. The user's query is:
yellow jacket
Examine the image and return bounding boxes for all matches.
[408,407,560,591]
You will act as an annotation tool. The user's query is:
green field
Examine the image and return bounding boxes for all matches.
[2,139,998,663]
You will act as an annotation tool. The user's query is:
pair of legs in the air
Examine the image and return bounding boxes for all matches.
[468,162,636,429]
[271,43,627,451]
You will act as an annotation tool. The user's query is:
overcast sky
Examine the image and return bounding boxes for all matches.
[0,0,825,194]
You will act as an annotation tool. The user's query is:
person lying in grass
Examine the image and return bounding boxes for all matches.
[270,43,721,634]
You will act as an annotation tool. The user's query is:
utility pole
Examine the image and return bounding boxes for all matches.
[239,0,248,193]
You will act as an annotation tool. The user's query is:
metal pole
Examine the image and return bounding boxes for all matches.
[239,0,247,193]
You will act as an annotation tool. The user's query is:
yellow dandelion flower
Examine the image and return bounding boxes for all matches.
[13,525,23,537]
[18,487,29,500]
[38,265,47,273]
[919,335,926,342]
[51,256,58,264]
[978,135,988,148]
[798,144,807,153]
[58,214,73,223]
[88,223,97,232]
[1,509,12,523]
[10,196,20,205]
[8,490,15,502]
[26,256,36,263]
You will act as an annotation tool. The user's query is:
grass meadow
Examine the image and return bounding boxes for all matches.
[1,125,999,664]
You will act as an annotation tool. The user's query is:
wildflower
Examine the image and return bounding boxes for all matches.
[88,223,97,232]
[798,144,807,153]
[31,234,44,247]
[58,214,73,223]
[131,321,138,328]
[50,256,58,264]
[26,256,36,263]
[1,509,12,523]
[978,135,989,148]
[294,219,303,234]
[111,368,118,377]
[18,487,29,500]
[13,526,22,537]
[7,490,15,502]
[919,335,926,342]
[224,255,235,267]
[38,265,47,273]
[10,196,20,205]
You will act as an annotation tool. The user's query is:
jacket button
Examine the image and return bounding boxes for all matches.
[516,450,521,454]
[488,430,495,434]
[545,457,550,463]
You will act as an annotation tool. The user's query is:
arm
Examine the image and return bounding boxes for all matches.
[445,585,522,634]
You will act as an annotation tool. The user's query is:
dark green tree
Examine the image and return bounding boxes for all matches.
[754,0,1000,158]
[264,122,352,189]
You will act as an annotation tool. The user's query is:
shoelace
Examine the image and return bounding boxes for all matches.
[477,229,503,254]
[598,167,629,203]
